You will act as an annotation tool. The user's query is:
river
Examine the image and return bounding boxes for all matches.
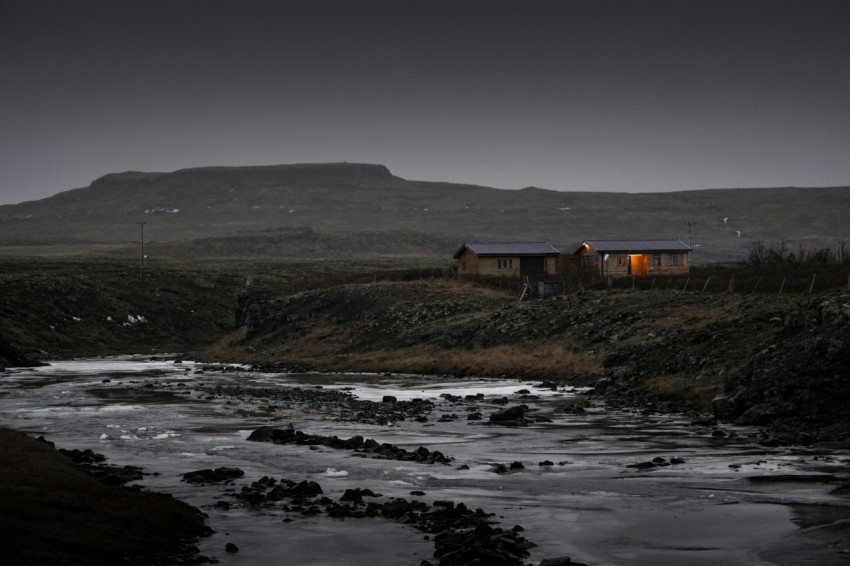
[1,358,849,565]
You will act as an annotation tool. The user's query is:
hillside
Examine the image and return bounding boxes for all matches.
[1,163,848,261]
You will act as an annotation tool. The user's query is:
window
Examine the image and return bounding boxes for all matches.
[668,254,683,266]
[617,256,624,266]
[497,258,514,269]
[651,255,662,267]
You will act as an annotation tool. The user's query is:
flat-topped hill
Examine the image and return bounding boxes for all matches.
[1,162,847,261]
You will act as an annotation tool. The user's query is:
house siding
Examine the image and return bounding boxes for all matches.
[576,245,690,277]
[477,256,521,277]
[647,252,689,275]
[457,249,479,276]
[456,247,559,277]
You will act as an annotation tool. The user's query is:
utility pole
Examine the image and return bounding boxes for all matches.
[140,221,146,278]
[683,221,697,248]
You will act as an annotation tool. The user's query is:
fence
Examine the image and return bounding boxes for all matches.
[580,264,850,295]
[461,264,850,297]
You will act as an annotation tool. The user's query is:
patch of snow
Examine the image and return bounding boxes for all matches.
[723,217,729,223]
[324,468,349,477]
[736,230,741,237]
[557,207,571,211]
[123,314,148,326]
[72,316,81,322]
[145,207,179,214]
[106,316,112,322]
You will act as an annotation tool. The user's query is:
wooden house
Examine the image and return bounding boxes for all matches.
[454,242,561,277]
[574,240,692,277]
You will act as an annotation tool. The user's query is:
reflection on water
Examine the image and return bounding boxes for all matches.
[1,358,849,566]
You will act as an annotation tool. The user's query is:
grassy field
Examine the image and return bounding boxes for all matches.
[0,427,208,565]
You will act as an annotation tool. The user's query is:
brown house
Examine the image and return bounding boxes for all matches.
[454,242,561,277]
[574,240,692,277]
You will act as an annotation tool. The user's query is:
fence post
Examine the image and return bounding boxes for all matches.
[751,277,762,294]
[701,276,711,293]
[682,277,690,292]
[778,277,786,297]
[728,277,734,293]
[650,277,656,291]
[809,274,816,294]
[631,276,635,291]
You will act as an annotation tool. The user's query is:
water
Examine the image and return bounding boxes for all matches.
[2,358,849,565]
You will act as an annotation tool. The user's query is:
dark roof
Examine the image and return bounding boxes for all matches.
[575,240,692,253]
[453,242,561,258]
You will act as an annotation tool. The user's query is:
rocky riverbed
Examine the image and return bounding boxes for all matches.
[2,358,849,565]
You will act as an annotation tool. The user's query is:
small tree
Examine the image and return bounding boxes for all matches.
[747,239,767,265]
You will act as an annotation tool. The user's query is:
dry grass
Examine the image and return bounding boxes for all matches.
[0,427,207,565]
[325,343,602,382]
[203,324,603,383]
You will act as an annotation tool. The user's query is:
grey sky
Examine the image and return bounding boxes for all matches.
[1,0,849,205]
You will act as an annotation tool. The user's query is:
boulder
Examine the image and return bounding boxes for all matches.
[490,405,527,423]
[246,426,274,442]
[182,467,245,484]
[711,395,738,421]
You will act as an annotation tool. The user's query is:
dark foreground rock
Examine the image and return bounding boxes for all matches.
[2,428,212,566]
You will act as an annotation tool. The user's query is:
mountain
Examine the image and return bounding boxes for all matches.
[1,162,847,261]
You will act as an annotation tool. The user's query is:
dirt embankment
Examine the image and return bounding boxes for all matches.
[204,280,850,445]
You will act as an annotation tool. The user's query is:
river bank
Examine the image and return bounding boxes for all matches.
[205,280,850,446]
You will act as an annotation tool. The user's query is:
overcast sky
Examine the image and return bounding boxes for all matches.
[1,0,849,205]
